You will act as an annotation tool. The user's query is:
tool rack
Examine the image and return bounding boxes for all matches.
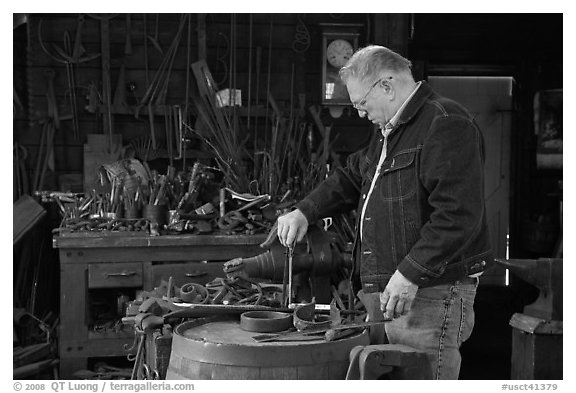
[53,232,266,379]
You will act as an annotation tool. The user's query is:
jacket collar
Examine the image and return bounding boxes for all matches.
[381,82,419,135]
[394,81,434,127]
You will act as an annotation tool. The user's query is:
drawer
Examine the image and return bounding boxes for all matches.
[88,262,144,288]
[152,262,226,288]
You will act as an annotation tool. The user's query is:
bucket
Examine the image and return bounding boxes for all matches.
[143,204,168,226]
[166,318,369,380]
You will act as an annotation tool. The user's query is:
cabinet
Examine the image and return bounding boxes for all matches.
[53,233,266,379]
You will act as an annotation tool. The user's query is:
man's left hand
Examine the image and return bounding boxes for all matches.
[380,270,419,319]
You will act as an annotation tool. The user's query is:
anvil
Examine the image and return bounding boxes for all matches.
[495,258,562,321]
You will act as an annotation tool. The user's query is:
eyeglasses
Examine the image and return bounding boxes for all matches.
[352,78,383,111]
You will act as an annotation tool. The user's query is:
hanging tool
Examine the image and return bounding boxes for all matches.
[14,142,29,199]
[38,16,100,64]
[124,14,132,56]
[85,14,119,153]
[254,46,262,145]
[38,16,100,140]
[164,105,173,167]
[33,121,56,191]
[247,14,253,128]
[156,16,187,106]
[291,14,311,53]
[44,69,60,130]
[100,16,113,152]
[111,14,132,111]
[147,103,157,150]
[148,14,163,54]
[33,70,60,190]
[71,14,85,60]
[173,105,183,160]
[137,14,188,124]
[112,64,127,107]
[137,15,188,151]
[181,14,192,167]
[229,13,238,136]
[43,70,58,173]
[142,14,149,88]
[263,17,274,155]
[62,32,79,138]
[214,32,229,86]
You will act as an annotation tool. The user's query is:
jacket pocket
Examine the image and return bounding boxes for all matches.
[379,149,418,201]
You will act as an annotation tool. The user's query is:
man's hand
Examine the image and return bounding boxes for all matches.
[380,270,418,319]
[277,209,309,247]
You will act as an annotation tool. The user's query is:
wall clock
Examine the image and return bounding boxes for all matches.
[320,24,362,106]
[326,39,354,68]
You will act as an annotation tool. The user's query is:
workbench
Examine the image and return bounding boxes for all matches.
[53,232,266,379]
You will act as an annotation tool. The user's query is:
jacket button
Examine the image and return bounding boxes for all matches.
[362,194,366,199]
[363,250,372,255]
[481,260,486,267]
[365,217,371,221]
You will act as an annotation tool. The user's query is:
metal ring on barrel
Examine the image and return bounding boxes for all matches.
[240,311,293,333]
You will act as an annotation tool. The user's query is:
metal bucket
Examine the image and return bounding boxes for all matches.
[166,318,369,380]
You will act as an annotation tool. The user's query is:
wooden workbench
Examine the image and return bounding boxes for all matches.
[53,232,267,379]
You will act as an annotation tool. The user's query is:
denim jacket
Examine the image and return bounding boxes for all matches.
[296,82,493,293]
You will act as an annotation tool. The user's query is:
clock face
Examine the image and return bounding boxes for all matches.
[326,39,354,68]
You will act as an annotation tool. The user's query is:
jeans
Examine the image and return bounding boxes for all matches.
[359,278,478,379]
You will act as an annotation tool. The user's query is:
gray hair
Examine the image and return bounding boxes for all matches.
[339,45,412,84]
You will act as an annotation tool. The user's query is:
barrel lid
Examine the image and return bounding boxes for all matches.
[172,319,369,367]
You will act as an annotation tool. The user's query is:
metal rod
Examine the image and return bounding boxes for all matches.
[143,14,149,88]
[264,17,273,165]
[282,246,289,307]
[287,244,294,307]
[98,17,114,152]
[253,46,262,180]
[182,13,191,168]
[247,14,253,129]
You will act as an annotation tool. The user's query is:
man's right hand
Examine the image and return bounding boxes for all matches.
[277,209,309,247]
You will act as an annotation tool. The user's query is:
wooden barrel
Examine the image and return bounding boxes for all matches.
[166,318,369,380]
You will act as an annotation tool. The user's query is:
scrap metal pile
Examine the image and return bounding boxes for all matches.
[46,159,297,237]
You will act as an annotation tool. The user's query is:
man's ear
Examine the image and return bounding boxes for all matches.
[381,79,393,97]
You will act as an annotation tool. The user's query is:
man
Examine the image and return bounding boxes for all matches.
[277,45,492,379]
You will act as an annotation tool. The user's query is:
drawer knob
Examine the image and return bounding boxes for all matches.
[185,271,207,278]
[106,271,137,277]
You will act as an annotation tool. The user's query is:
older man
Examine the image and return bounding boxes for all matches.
[277,45,492,379]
